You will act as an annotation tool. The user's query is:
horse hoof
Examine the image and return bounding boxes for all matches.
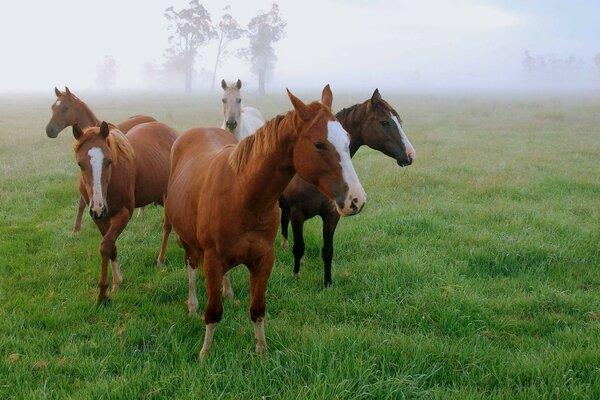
[323,281,332,289]
[222,288,234,299]
[198,349,209,361]
[97,297,111,306]
[293,272,300,281]
[255,343,268,355]
[280,237,288,249]
[188,302,199,315]
[156,258,165,267]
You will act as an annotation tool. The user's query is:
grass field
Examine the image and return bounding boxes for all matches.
[1,91,599,399]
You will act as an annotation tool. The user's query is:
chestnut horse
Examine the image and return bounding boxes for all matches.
[72,121,177,303]
[279,89,416,287]
[46,87,156,231]
[221,79,265,140]
[166,86,366,358]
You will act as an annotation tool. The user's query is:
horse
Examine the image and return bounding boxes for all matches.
[220,79,265,140]
[279,89,416,287]
[166,85,366,359]
[46,87,156,232]
[72,120,177,303]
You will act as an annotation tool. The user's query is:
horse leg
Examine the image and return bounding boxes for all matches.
[199,252,225,360]
[248,249,275,354]
[97,208,130,303]
[291,210,305,280]
[279,196,290,249]
[72,195,86,233]
[136,207,145,219]
[182,242,201,314]
[222,272,234,299]
[321,211,340,288]
[156,204,172,267]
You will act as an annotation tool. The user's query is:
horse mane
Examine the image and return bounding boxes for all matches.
[228,113,287,174]
[228,102,327,174]
[336,97,400,125]
[73,123,135,165]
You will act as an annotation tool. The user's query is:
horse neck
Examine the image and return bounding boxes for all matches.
[335,104,364,158]
[74,100,100,129]
[236,117,297,211]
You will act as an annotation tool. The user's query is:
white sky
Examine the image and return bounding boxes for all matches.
[0,0,598,93]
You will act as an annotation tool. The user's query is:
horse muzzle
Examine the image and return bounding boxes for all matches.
[335,187,366,217]
[89,205,108,219]
[225,120,238,131]
[45,125,59,138]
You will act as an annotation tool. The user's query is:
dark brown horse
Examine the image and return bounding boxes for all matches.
[279,89,416,287]
[72,121,177,303]
[46,87,156,232]
[166,86,366,358]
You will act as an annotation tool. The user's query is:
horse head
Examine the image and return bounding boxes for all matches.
[221,79,243,133]
[358,89,416,166]
[288,85,366,216]
[72,121,114,219]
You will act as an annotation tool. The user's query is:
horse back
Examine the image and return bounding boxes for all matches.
[126,122,178,207]
[117,115,157,133]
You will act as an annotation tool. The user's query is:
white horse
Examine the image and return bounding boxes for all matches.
[221,79,265,140]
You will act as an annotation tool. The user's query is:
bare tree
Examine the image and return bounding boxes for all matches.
[242,3,286,94]
[96,55,117,91]
[210,6,245,92]
[164,0,216,94]
[522,50,536,76]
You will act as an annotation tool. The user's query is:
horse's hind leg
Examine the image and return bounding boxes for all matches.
[199,251,225,360]
[156,204,171,267]
[291,210,305,280]
[222,272,234,298]
[279,196,290,248]
[72,195,87,233]
[321,211,340,288]
[182,242,201,314]
[136,207,145,219]
[248,249,275,354]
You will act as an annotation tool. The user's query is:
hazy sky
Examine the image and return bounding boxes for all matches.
[1,0,599,93]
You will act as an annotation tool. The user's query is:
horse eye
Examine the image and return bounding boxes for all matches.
[381,120,390,127]
[106,159,112,166]
[222,99,226,103]
[314,142,326,151]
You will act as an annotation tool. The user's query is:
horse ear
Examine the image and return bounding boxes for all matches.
[99,121,110,139]
[235,79,242,90]
[72,124,83,140]
[321,84,333,109]
[221,79,227,90]
[65,87,72,96]
[54,87,61,97]
[371,88,381,102]
[287,89,312,121]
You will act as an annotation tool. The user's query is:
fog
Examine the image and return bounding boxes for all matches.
[1,0,599,94]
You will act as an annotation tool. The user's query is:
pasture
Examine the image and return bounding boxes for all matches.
[1,92,599,399]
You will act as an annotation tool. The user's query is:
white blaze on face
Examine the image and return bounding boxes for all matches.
[326,120,366,215]
[88,147,105,211]
[54,100,61,107]
[391,114,416,160]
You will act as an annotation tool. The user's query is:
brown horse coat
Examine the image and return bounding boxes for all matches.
[165,86,366,358]
[73,121,177,302]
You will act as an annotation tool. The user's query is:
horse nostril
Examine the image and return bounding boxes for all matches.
[351,197,358,205]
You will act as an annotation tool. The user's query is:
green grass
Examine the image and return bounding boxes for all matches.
[1,92,599,399]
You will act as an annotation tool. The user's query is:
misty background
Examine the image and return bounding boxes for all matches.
[1,0,600,94]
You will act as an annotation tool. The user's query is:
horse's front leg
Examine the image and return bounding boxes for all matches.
[97,208,131,303]
[248,249,275,354]
[73,196,87,234]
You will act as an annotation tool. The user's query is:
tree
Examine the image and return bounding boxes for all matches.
[522,50,536,76]
[210,6,245,92]
[595,53,600,76]
[96,55,117,91]
[164,0,216,94]
[243,3,286,94]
